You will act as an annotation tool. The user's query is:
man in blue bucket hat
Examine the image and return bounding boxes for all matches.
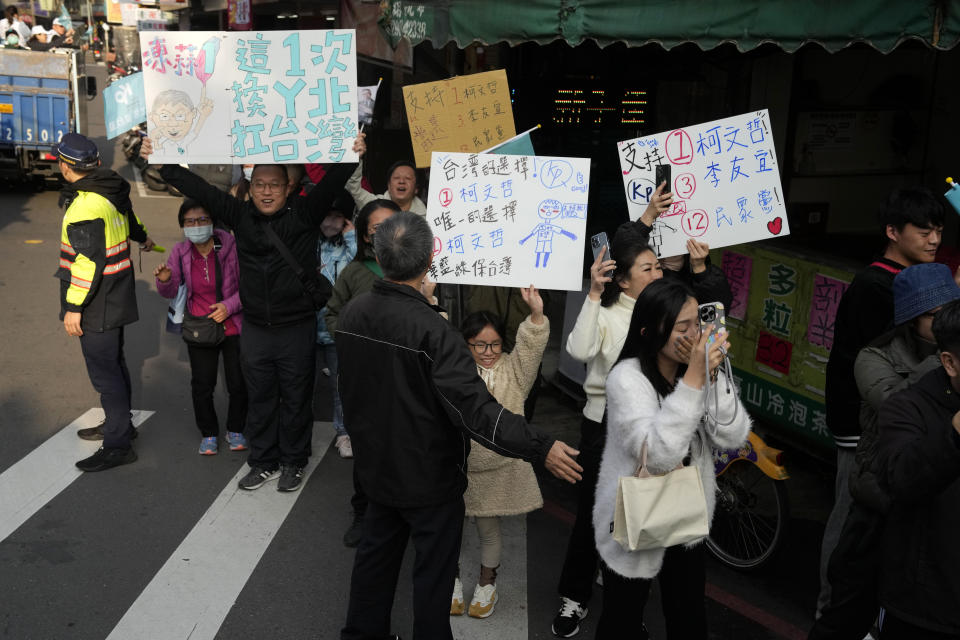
[811,262,960,639]
[54,133,154,471]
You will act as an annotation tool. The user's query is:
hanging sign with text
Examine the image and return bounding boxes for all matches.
[426,151,590,291]
[617,109,789,258]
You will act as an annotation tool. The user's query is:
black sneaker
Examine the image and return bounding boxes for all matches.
[343,512,364,548]
[277,464,305,492]
[77,424,138,441]
[76,447,137,472]
[237,466,280,490]
[552,597,587,637]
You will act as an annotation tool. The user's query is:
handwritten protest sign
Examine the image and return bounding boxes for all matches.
[140,30,358,164]
[426,151,590,291]
[618,109,789,258]
[403,70,516,168]
[103,72,146,140]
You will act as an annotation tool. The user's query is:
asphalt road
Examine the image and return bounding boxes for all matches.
[0,61,834,640]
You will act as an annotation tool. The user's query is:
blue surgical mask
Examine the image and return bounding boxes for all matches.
[242,167,253,181]
[183,225,213,244]
[6,34,19,46]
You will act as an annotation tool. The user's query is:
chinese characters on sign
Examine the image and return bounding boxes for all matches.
[140,30,359,164]
[720,250,752,320]
[426,151,591,291]
[379,0,431,46]
[402,70,517,168]
[807,274,850,350]
[617,109,789,258]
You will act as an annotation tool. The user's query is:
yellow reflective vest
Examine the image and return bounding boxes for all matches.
[56,190,143,331]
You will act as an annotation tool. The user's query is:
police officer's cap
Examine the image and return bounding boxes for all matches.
[52,133,100,170]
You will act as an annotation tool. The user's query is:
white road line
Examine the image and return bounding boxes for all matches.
[106,421,336,640]
[452,514,528,639]
[0,408,154,542]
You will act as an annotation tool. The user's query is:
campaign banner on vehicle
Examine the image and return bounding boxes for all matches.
[140,30,358,164]
[617,109,789,258]
[426,151,590,291]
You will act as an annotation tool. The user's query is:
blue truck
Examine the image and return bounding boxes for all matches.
[0,47,95,183]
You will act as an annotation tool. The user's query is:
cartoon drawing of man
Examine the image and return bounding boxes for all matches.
[148,89,214,156]
[519,198,577,268]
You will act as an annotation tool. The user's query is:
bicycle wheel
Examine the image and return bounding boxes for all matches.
[705,459,788,570]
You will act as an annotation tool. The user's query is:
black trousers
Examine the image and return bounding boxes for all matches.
[186,335,247,437]
[596,546,708,640]
[557,416,606,605]
[240,317,315,469]
[808,502,884,640]
[351,466,368,516]
[341,497,465,640]
[79,326,135,449]
[882,613,960,639]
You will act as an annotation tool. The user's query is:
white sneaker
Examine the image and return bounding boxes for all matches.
[468,583,498,618]
[450,577,465,616]
[335,435,353,459]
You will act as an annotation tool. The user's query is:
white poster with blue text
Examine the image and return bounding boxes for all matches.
[139,30,358,164]
[617,109,788,258]
[426,152,590,291]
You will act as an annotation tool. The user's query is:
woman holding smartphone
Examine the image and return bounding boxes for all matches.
[593,279,750,638]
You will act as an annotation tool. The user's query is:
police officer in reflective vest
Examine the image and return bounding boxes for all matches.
[54,133,154,472]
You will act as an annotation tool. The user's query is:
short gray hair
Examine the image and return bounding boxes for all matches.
[374,211,433,281]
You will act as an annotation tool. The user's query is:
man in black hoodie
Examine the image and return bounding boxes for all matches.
[141,135,364,492]
[54,133,153,472]
[873,298,960,638]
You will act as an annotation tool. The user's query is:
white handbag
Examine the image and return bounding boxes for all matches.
[612,441,710,552]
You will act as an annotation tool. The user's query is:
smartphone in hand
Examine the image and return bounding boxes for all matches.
[590,232,613,272]
[698,302,727,344]
[655,164,672,193]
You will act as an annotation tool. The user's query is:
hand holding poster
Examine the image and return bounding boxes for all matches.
[618,109,788,258]
[140,30,358,164]
[403,70,516,168]
[426,151,590,291]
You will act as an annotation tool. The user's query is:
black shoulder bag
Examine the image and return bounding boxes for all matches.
[261,221,332,310]
[181,239,226,347]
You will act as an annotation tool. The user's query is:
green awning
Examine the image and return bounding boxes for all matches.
[379,0,959,53]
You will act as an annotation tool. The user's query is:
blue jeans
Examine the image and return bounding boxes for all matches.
[317,343,346,436]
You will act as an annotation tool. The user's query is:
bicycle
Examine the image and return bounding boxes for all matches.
[705,431,789,570]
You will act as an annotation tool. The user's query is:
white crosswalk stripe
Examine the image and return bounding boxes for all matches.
[0,408,154,542]
[106,421,336,640]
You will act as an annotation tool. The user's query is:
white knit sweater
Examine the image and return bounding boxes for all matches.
[594,358,751,579]
[565,294,636,422]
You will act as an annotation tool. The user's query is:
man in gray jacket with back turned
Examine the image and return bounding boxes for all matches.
[336,212,582,640]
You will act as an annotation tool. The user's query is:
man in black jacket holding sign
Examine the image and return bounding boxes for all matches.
[336,212,582,640]
[141,136,364,491]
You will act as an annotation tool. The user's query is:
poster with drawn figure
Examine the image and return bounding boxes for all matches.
[140,31,232,163]
[426,151,591,291]
[617,109,789,258]
[140,29,359,164]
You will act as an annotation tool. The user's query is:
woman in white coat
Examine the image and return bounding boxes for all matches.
[594,278,750,638]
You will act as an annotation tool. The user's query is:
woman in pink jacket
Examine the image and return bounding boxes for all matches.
[155,200,247,455]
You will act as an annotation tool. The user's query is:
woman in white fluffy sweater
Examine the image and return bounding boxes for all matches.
[451,286,549,620]
[594,279,750,638]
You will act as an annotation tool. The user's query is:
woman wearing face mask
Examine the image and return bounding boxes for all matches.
[594,279,750,638]
[314,197,357,459]
[229,164,255,202]
[155,200,248,455]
